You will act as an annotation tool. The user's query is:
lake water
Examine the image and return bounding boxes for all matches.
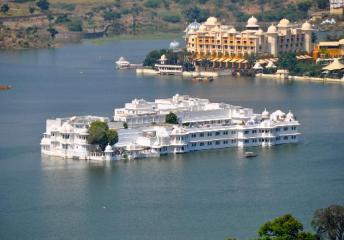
[0,39,343,240]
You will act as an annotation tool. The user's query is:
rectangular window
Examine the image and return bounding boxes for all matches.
[200,142,204,146]
[215,132,220,136]
[215,141,220,145]
[200,133,204,137]
[208,132,212,136]
[244,130,249,134]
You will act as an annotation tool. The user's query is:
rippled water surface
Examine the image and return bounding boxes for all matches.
[0,39,343,240]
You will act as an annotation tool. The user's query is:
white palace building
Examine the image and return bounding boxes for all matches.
[41,94,300,161]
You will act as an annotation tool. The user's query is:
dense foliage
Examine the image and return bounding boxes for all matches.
[67,17,83,32]
[257,214,316,240]
[87,121,118,151]
[36,0,49,11]
[143,49,177,67]
[311,205,344,240]
[165,112,178,124]
[0,4,9,13]
[277,52,323,77]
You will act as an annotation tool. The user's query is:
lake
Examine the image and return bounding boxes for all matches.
[0,39,343,240]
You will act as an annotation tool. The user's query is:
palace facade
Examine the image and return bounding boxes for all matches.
[185,16,313,58]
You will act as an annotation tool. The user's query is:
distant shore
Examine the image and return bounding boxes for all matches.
[89,32,183,45]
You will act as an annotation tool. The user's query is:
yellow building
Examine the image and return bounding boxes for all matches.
[185,16,313,60]
[330,0,344,15]
[313,39,344,59]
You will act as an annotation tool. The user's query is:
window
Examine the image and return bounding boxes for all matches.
[244,140,249,143]
[215,132,220,136]
[200,133,204,137]
[223,140,228,144]
[231,140,236,143]
[231,131,236,134]
[223,131,228,135]
[207,132,212,136]
[276,128,280,132]
[208,141,212,146]
[200,142,204,146]
[192,143,196,147]
[276,137,281,141]
[191,133,196,138]
[244,130,249,134]
[284,127,288,131]
[215,141,220,145]
[283,136,288,140]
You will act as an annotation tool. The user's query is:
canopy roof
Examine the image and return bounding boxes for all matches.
[322,58,344,71]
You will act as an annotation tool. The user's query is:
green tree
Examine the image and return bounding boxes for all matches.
[316,0,329,9]
[0,4,10,13]
[36,0,49,11]
[103,10,121,22]
[47,26,58,39]
[311,205,344,240]
[297,1,312,12]
[165,112,178,124]
[277,52,298,73]
[184,7,210,22]
[123,122,128,129]
[87,121,118,151]
[67,17,83,32]
[257,214,316,240]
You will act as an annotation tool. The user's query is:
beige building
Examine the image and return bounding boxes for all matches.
[185,16,313,59]
[330,0,344,15]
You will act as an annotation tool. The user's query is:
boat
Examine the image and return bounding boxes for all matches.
[244,152,258,158]
[0,85,12,91]
[115,57,143,69]
[192,76,214,82]
[116,57,130,69]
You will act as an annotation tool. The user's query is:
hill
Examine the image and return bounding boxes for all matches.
[0,0,332,49]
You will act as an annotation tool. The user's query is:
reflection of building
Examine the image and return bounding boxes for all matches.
[313,39,344,59]
[330,0,344,15]
[185,16,313,58]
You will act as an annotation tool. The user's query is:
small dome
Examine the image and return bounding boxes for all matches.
[228,27,237,34]
[301,21,312,31]
[255,29,264,35]
[267,24,277,34]
[286,110,295,121]
[169,40,180,49]
[262,108,269,118]
[198,25,207,32]
[61,122,73,133]
[246,16,259,27]
[105,144,113,152]
[278,18,290,27]
[160,54,167,61]
[185,20,201,33]
[205,17,218,25]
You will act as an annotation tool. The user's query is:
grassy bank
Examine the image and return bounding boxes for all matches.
[89,32,183,45]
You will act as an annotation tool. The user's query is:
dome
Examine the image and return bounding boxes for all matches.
[246,16,259,28]
[285,110,295,121]
[105,144,113,153]
[261,108,269,118]
[155,127,170,138]
[169,40,180,49]
[278,18,290,27]
[228,27,237,34]
[267,24,277,34]
[301,21,312,31]
[198,25,207,32]
[255,29,264,35]
[270,110,286,122]
[160,54,167,61]
[185,20,201,33]
[61,122,73,133]
[205,17,218,25]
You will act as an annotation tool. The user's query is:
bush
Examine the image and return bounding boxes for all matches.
[165,112,178,124]
[55,14,70,24]
[36,0,49,11]
[184,7,210,22]
[67,17,83,32]
[161,12,181,23]
[144,0,161,8]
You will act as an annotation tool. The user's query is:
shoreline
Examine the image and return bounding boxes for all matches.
[256,73,344,84]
